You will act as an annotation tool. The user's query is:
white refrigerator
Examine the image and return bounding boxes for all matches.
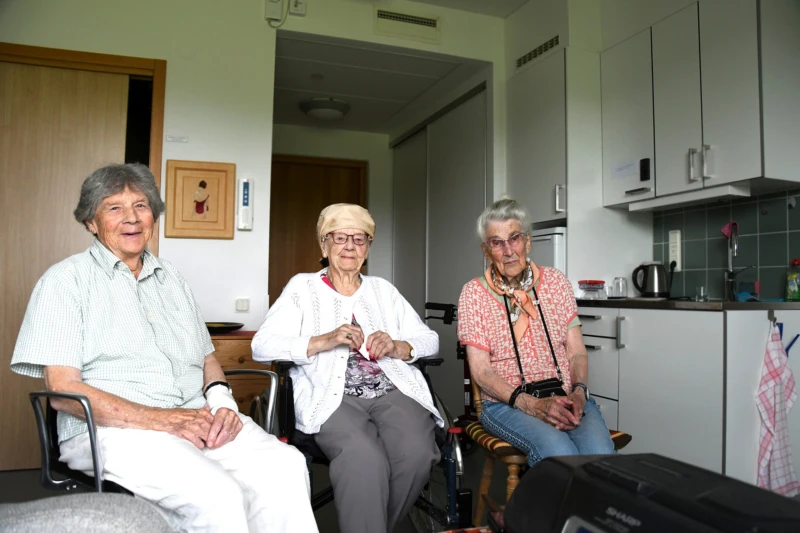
[530,227,566,274]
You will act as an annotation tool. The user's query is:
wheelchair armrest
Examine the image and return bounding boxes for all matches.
[272,361,297,441]
[275,360,295,376]
[222,369,278,435]
[29,391,105,491]
[411,357,444,374]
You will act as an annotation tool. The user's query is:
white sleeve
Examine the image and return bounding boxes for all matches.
[251,277,312,366]
[393,286,439,363]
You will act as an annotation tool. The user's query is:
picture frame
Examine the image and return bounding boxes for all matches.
[164,160,236,239]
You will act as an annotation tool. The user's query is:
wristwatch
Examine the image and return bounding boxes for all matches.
[572,382,589,401]
[204,381,232,397]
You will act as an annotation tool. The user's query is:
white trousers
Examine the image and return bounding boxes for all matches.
[60,414,318,533]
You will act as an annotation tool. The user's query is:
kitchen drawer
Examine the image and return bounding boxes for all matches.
[593,395,619,432]
[584,336,619,400]
[577,307,620,338]
[212,337,263,370]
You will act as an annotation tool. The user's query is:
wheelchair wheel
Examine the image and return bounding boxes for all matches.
[409,392,465,533]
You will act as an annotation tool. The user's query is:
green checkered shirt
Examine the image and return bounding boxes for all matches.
[11,239,214,442]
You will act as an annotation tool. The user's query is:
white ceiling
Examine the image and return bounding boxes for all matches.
[273,32,487,133]
[407,0,529,18]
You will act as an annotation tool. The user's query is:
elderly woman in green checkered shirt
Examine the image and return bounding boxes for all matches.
[10,163,318,533]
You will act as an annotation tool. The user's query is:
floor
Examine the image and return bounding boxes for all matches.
[0,441,511,533]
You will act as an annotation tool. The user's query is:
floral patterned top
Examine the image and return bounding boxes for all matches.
[321,273,397,399]
[457,267,580,403]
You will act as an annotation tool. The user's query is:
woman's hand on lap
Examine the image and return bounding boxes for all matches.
[518,394,579,431]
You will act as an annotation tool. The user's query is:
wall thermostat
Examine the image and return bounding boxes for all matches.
[237,178,253,231]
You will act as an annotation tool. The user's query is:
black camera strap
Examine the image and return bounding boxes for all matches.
[503,286,563,385]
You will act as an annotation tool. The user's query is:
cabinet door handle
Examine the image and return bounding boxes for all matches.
[624,187,651,195]
[555,184,565,213]
[238,356,245,364]
[585,344,603,351]
[688,148,699,182]
[702,144,714,179]
[616,316,626,349]
[578,314,602,320]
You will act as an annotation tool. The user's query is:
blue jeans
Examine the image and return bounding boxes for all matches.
[480,397,615,467]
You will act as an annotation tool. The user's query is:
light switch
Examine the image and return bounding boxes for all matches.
[289,0,307,16]
[235,298,250,312]
[668,230,682,272]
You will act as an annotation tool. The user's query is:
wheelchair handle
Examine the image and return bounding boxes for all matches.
[424,302,458,325]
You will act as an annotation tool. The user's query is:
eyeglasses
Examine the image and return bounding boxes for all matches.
[484,232,527,251]
[325,232,371,246]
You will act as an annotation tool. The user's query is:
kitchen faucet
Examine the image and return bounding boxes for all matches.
[725,223,755,301]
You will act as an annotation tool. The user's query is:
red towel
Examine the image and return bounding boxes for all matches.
[756,324,800,496]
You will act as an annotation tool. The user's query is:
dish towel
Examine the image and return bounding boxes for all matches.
[756,323,800,496]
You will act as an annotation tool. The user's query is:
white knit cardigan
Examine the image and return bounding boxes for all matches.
[251,270,443,434]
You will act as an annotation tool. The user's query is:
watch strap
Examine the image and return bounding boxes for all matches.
[572,382,589,400]
[204,381,231,397]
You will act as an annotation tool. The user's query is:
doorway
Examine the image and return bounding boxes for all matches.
[268,155,367,307]
[0,43,166,471]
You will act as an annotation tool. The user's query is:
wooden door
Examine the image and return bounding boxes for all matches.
[268,155,366,307]
[601,29,655,207]
[0,62,129,470]
[507,50,566,224]
[652,3,703,197]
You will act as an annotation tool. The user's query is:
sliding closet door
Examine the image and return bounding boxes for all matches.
[426,91,487,415]
[392,130,428,316]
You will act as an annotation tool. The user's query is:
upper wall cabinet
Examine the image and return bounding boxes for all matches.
[699,0,761,185]
[601,29,655,207]
[652,3,703,197]
[507,50,566,224]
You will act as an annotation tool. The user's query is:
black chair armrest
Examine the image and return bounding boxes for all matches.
[222,369,278,434]
[411,357,444,374]
[29,391,105,491]
[273,361,297,441]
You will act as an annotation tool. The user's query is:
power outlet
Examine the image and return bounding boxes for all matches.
[265,0,284,21]
[668,230,682,272]
[289,0,307,16]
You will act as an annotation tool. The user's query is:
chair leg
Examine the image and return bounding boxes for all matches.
[473,454,495,526]
[506,463,520,503]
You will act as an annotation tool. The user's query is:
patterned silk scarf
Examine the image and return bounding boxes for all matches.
[485,260,540,342]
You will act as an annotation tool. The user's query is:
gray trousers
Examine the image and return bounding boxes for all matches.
[315,389,440,533]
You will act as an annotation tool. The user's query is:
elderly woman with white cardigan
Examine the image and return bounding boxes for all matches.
[252,203,442,533]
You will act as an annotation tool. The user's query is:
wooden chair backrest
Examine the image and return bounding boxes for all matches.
[471,378,483,418]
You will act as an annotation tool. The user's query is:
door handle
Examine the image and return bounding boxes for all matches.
[585,344,603,351]
[688,148,699,182]
[616,316,626,349]
[624,187,651,195]
[555,184,565,213]
[578,314,602,320]
[702,144,715,179]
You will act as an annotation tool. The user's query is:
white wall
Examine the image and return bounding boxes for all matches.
[0,0,277,329]
[272,124,394,280]
[601,0,695,49]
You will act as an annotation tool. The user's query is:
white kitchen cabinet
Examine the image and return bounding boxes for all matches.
[584,336,620,401]
[601,29,655,207]
[617,309,724,473]
[593,396,619,432]
[699,0,761,186]
[652,3,703,197]
[506,50,566,224]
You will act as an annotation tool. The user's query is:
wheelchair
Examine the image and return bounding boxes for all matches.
[28,368,278,494]
[276,355,473,532]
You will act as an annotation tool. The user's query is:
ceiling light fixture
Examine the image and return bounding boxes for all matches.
[299,98,350,121]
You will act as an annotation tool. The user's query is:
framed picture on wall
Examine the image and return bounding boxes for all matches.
[164,160,236,239]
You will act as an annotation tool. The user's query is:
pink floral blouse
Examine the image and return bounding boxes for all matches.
[457,267,580,403]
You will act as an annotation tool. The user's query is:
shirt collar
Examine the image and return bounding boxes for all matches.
[90,238,164,282]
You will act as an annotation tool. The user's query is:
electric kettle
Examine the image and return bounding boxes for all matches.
[632,262,671,298]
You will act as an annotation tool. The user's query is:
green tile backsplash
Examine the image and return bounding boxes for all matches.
[653,191,800,300]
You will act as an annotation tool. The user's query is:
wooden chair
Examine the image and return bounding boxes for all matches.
[464,380,632,526]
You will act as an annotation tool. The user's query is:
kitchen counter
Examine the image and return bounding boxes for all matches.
[576,299,800,311]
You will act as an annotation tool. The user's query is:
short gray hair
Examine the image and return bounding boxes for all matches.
[74,163,166,227]
[476,198,531,241]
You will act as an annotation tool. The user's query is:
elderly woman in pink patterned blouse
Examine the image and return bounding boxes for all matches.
[457,199,614,466]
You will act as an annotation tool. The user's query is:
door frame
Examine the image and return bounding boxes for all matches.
[0,42,167,254]
[271,154,368,206]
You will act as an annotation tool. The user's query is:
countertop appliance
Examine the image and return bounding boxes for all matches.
[632,262,671,298]
[530,227,566,273]
[503,453,800,533]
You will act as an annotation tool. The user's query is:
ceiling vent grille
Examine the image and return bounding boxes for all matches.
[516,36,560,69]
[375,9,441,44]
